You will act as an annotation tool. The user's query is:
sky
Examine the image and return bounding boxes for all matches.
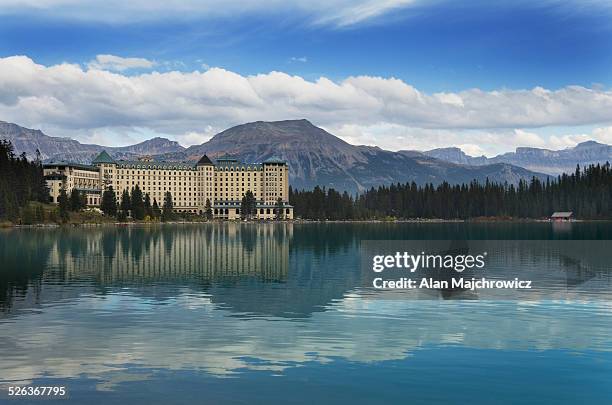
[0,0,612,156]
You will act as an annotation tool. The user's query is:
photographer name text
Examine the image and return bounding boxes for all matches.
[372,277,532,290]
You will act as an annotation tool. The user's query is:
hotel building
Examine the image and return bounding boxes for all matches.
[43,151,293,220]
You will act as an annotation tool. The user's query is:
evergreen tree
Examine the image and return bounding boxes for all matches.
[0,141,49,221]
[152,198,161,219]
[205,198,213,220]
[120,189,131,218]
[275,197,285,220]
[69,188,82,211]
[240,195,248,220]
[33,149,49,202]
[144,193,152,218]
[20,202,45,225]
[162,191,174,221]
[57,187,70,222]
[35,203,45,223]
[240,190,256,219]
[290,162,612,221]
[248,191,256,218]
[21,202,35,225]
[101,186,118,216]
[131,185,145,220]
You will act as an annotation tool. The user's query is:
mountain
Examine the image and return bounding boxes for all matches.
[162,119,546,193]
[117,137,184,156]
[421,141,612,175]
[0,121,185,162]
[422,147,488,166]
[0,119,547,194]
[0,121,102,162]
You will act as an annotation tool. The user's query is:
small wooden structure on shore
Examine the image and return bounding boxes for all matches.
[551,211,573,221]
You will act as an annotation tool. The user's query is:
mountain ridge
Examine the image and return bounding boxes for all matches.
[0,120,185,163]
[0,119,558,193]
[420,141,612,175]
[153,119,547,193]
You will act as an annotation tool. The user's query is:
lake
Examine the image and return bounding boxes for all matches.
[1,223,611,404]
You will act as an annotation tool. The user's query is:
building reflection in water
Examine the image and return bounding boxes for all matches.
[1,224,298,315]
[53,224,292,285]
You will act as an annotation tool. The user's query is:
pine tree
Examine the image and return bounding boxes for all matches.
[289,164,612,221]
[33,149,49,202]
[131,185,145,220]
[101,186,118,216]
[58,187,70,222]
[240,190,256,219]
[240,195,248,220]
[144,193,152,218]
[21,202,35,225]
[205,198,213,220]
[69,188,82,211]
[275,197,284,220]
[120,189,131,218]
[0,140,49,221]
[162,191,174,222]
[249,191,257,218]
[35,203,45,223]
[152,198,161,219]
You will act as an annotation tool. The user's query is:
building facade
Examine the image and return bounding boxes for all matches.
[43,151,293,220]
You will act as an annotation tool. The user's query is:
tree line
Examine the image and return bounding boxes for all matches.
[0,140,49,221]
[49,181,191,223]
[290,163,612,220]
[99,186,212,222]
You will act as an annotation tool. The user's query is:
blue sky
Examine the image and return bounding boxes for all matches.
[1,0,612,155]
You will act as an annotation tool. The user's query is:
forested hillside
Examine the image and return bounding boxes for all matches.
[0,140,49,220]
[290,164,612,220]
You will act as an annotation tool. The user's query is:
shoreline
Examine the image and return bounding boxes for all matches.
[2,218,607,229]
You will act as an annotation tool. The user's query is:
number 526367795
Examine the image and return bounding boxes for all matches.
[8,386,67,396]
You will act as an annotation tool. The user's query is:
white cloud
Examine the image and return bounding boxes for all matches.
[512,129,547,148]
[87,54,156,72]
[592,126,612,144]
[290,56,308,63]
[0,0,425,27]
[176,126,218,146]
[83,128,138,147]
[2,56,612,154]
[458,144,486,157]
[312,0,418,27]
[434,92,464,107]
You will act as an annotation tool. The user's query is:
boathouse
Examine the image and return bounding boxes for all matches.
[551,211,573,221]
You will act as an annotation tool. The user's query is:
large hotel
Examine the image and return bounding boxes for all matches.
[43,151,293,220]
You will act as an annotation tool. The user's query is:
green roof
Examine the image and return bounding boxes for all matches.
[92,150,115,164]
[263,156,286,164]
[211,156,262,169]
[216,156,239,162]
[43,161,98,171]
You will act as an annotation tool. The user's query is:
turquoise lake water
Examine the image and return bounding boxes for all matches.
[0,223,611,404]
